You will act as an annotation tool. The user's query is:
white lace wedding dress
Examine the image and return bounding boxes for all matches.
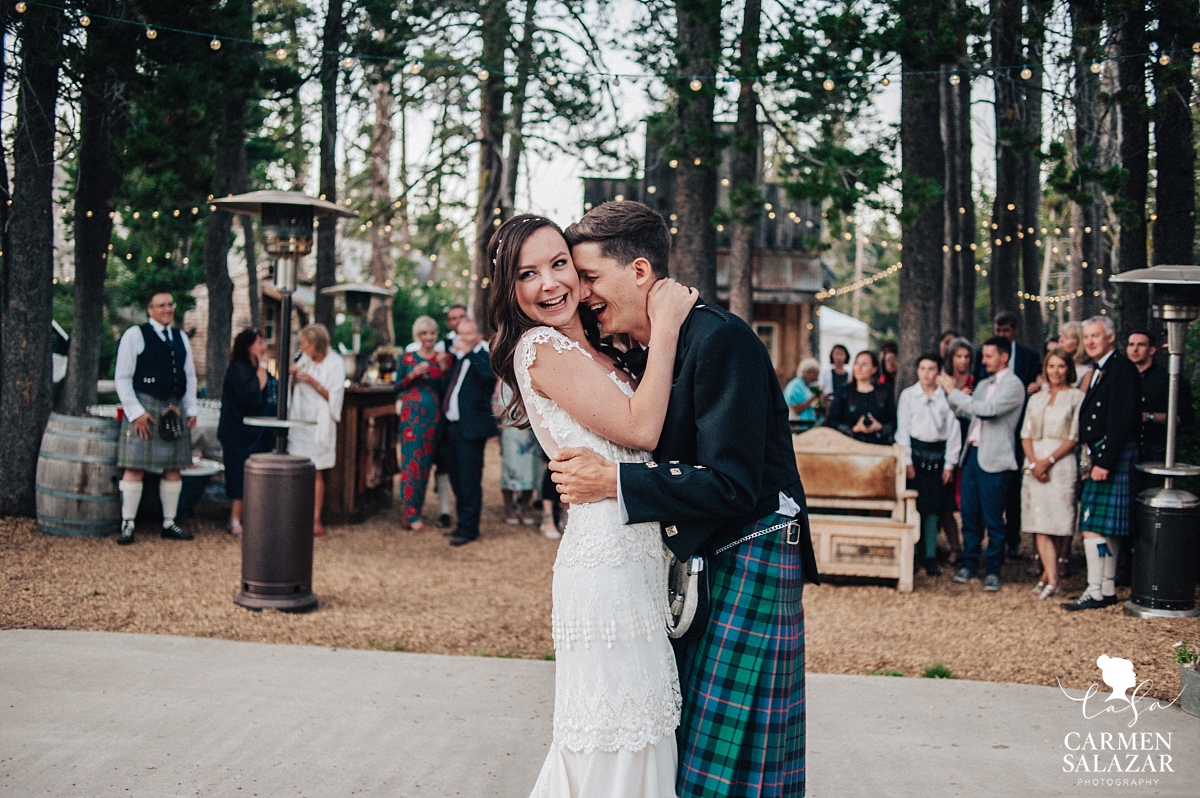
[517,327,681,798]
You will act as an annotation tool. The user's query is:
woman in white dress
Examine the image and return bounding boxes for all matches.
[288,323,346,536]
[487,215,697,798]
[1021,349,1084,600]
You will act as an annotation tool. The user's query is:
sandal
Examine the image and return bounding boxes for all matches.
[313,524,326,537]
[1034,583,1059,601]
[228,519,243,537]
[409,520,425,532]
[1029,581,1046,599]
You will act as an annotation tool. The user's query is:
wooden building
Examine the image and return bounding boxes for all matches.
[582,128,826,384]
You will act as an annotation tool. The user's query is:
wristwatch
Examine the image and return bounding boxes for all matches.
[1149,412,1156,422]
[1048,455,1057,465]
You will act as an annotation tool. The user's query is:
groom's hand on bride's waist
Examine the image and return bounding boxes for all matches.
[549,447,618,505]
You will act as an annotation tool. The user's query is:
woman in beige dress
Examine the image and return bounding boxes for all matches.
[1021,350,1084,600]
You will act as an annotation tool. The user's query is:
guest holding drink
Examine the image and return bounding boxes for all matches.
[217,328,276,536]
[395,316,452,531]
[288,324,346,537]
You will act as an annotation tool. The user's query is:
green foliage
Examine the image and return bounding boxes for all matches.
[366,639,406,652]
[870,668,905,677]
[923,663,954,679]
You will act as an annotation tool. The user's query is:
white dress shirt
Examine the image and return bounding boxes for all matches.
[895,383,963,468]
[114,319,198,421]
[966,367,1010,446]
[444,340,487,422]
[1088,349,1114,389]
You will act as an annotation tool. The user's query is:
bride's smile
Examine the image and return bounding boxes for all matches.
[515,226,582,329]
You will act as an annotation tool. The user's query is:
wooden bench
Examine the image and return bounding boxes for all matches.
[793,427,920,592]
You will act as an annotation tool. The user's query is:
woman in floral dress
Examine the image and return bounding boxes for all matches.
[396,316,451,530]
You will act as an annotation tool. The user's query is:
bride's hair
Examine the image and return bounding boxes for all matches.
[487,214,608,428]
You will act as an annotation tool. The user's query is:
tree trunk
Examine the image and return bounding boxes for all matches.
[0,7,63,515]
[242,214,260,329]
[989,0,1022,323]
[1019,0,1048,347]
[367,76,395,348]
[501,0,537,219]
[1112,0,1149,336]
[899,65,945,390]
[203,131,240,399]
[672,0,721,300]
[314,0,344,331]
[61,15,128,415]
[728,0,761,324]
[954,73,977,341]
[471,0,511,330]
[1069,0,1104,320]
[1151,0,1197,267]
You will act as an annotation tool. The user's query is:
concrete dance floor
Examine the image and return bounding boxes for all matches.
[2,630,1197,797]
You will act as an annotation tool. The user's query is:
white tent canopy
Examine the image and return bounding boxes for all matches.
[817,307,871,368]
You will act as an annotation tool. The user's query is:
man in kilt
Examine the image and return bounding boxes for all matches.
[113,291,199,545]
[1063,316,1142,611]
[550,200,820,797]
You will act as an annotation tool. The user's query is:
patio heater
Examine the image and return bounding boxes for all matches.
[320,282,396,383]
[1109,265,1200,618]
[210,191,356,613]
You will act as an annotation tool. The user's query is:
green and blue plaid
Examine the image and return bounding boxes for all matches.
[676,512,806,797]
[116,393,193,471]
[1080,443,1138,537]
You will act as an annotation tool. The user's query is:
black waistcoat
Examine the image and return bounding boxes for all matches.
[132,323,187,401]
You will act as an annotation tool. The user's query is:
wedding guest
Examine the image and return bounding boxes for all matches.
[942,336,975,565]
[940,337,1026,592]
[288,324,346,537]
[1063,316,1142,611]
[496,380,541,525]
[113,291,198,545]
[939,330,960,361]
[442,317,498,547]
[825,350,896,445]
[784,357,823,431]
[1021,350,1083,600]
[818,343,851,397]
[217,328,276,537]
[878,340,899,398]
[1128,330,1194,467]
[1058,321,1094,389]
[896,353,962,576]
[395,316,452,531]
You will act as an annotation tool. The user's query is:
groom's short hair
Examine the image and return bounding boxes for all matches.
[564,201,671,279]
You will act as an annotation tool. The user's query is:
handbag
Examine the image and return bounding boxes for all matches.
[666,552,709,640]
[159,405,183,442]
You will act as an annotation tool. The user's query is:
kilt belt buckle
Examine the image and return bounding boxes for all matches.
[712,517,801,556]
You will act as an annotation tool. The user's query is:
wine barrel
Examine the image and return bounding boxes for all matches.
[36,413,122,536]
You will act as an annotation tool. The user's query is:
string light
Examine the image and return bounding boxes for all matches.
[15,2,26,12]
[146,28,157,40]
[689,80,703,91]
[1089,62,1101,74]
[822,78,834,91]
[1159,54,1171,66]
[80,15,90,27]
[477,69,490,81]
[210,38,221,50]
[1020,68,1032,79]
[816,262,903,302]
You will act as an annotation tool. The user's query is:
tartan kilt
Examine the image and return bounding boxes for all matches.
[1079,443,1137,537]
[676,512,806,798]
[116,393,193,470]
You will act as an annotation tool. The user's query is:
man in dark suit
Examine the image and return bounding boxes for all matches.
[550,200,818,798]
[973,311,1039,559]
[1062,316,1143,611]
[441,317,498,546]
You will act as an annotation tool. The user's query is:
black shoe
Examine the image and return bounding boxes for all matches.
[443,527,460,538]
[436,513,452,529]
[924,559,942,577]
[448,534,477,547]
[117,519,135,546]
[1061,594,1118,612]
[161,523,194,541]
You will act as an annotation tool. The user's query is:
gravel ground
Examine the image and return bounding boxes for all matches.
[3,440,1195,698]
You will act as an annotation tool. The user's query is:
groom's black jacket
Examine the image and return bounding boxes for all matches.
[619,301,819,584]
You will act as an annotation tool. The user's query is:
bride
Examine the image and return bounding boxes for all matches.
[487,214,697,797]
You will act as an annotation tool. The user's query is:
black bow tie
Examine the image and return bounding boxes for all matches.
[617,346,648,379]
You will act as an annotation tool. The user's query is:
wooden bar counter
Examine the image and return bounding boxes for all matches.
[323,385,399,523]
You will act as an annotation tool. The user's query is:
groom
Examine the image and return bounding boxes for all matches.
[550,200,819,797]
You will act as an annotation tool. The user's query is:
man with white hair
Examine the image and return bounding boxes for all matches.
[1063,315,1142,611]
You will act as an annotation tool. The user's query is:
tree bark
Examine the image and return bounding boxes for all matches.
[1069,0,1103,320]
[1150,0,1197,267]
[61,14,129,415]
[672,0,721,300]
[367,76,395,348]
[1019,0,1048,346]
[728,0,761,324]
[899,65,945,390]
[501,0,537,219]
[203,131,241,400]
[314,0,345,331]
[954,73,977,341]
[1112,0,1149,335]
[0,7,63,515]
[989,0,1022,323]
[242,214,260,329]
[471,0,511,330]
